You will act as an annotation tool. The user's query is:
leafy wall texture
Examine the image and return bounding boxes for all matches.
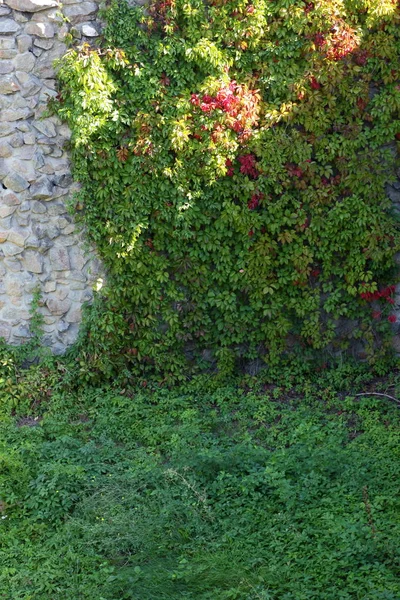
[52,0,400,378]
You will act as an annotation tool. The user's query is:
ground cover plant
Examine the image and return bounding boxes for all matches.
[1,356,400,599]
[53,0,400,379]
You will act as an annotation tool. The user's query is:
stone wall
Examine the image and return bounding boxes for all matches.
[0,0,102,353]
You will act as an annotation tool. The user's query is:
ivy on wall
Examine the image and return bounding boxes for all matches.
[54,0,400,380]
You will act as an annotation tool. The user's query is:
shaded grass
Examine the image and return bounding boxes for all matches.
[1,376,400,599]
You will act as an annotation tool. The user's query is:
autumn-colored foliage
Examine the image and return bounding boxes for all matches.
[54,0,400,379]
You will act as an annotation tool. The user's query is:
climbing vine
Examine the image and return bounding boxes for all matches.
[54,0,400,379]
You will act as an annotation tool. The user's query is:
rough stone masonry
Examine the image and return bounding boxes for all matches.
[0,0,102,353]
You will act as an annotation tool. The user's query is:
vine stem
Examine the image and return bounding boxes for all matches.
[355,392,400,406]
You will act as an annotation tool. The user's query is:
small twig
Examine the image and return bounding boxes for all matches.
[355,392,400,406]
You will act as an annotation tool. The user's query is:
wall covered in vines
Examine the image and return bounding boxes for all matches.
[54,0,400,379]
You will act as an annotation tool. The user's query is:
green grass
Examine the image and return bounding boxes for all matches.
[1,374,400,599]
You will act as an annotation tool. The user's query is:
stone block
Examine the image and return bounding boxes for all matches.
[0,60,14,74]
[15,144,35,159]
[8,94,28,109]
[3,172,29,192]
[15,214,30,227]
[0,141,12,157]
[0,205,17,218]
[49,245,70,270]
[25,22,55,38]
[16,122,30,133]
[9,131,24,147]
[17,73,42,97]
[33,150,45,168]
[33,44,65,78]
[0,107,34,121]
[0,320,11,341]
[44,281,56,292]
[2,242,24,256]
[43,79,56,92]
[69,245,89,270]
[9,159,36,181]
[52,342,67,355]
[52,186,69,199]
[22,251,43,273]
[0,216,13,229]
[3,191,21,206]
[3,258,21,272]
[17,34,32,53]
[0,75,19,94]
[44,224,59,239]
[62,224,75,235]
[33,119,56,137]
[63,2,98,21]
[56,286,68,300]
[69,281,85,290]
[37,163,54,175]
[14,51,36,72]
[13,324,30,338]
[31,7,62,21]
[0,38,16,50]
[43,315,56,324]
[19,201,31,212]
[8,230,28,247]
[79,22,100,37]
[23,132,36,144]
[0,49,17,59]
[0,159,9,180]
[53,173,73,188]
[33,37,53,49]
[30,178,53,199]
[46,297,71,315]
[7,0,59,11]
[65,306,82,323]
[56,217,70,229]
[32,201,46,213]
[14,11,29,23]
[0,20,20,35]
[47,203,65,216]
[39,144,52,154]
[5,278,23,297]
[386,184,400,204]
[57,23,68,41]
[0,123,15,137]
[24,235,40,249]
[57,319,69,332]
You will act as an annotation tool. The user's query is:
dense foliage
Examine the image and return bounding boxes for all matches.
[55,0,400,378]
[1,366,400,599]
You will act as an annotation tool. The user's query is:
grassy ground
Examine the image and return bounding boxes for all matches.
[1,366,400,599]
